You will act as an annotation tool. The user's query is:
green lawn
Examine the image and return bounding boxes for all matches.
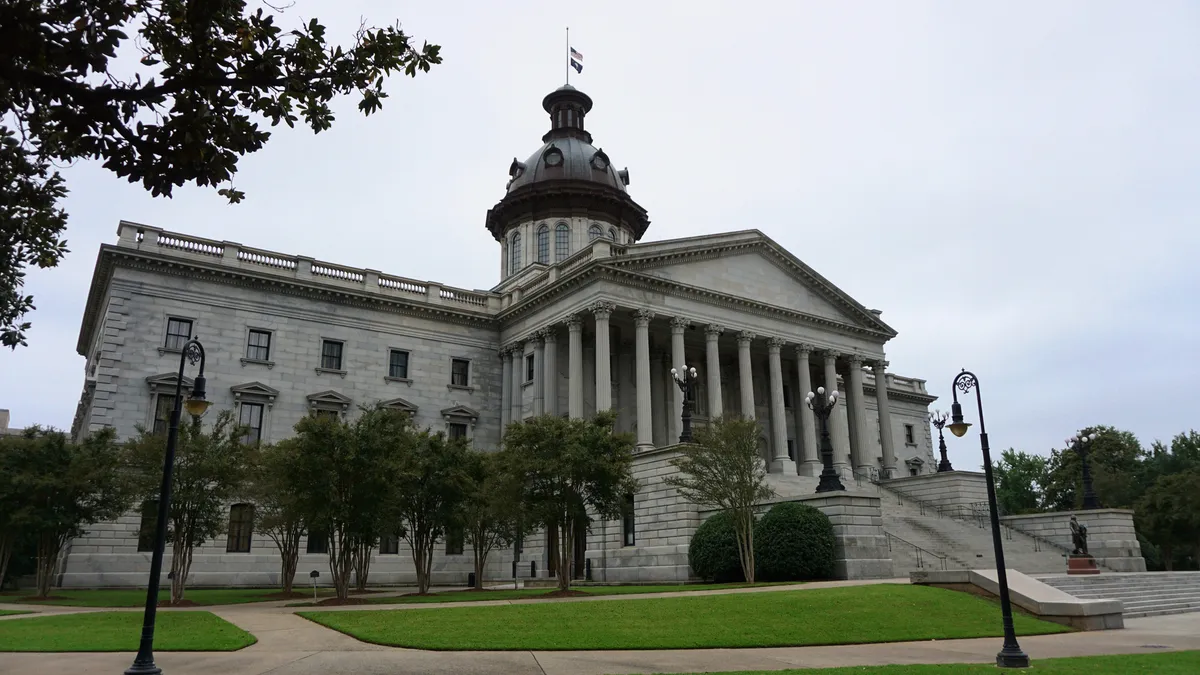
[0,610,31,617]
[353,582,793,605]
[299,584,1071,651]
[0,587,331,607]
[0,611,256,652]
[671,651,1200,674]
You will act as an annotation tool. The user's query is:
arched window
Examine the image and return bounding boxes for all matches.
[588,224,602,241]
[510,232,522,274]
[226,503,255,553]
[555,223,570,261]
[608,227,618,242]
[536,224,549,264]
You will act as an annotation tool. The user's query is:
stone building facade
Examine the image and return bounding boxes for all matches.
[61,85,938,588]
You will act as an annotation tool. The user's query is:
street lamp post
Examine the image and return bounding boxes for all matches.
[805,387,846,493]
[670,365,698,443]
[125,338,211,675]
[948,369,1029,669]
[1066,432,1100,510]
[930,410,953,472]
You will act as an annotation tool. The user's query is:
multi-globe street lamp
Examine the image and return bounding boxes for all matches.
[929,410,953,472]
[126,338,211,675]
[670,365,699,443]
[805,387,846,493]
[1066,432,1101,510]
[948,369,1029,669]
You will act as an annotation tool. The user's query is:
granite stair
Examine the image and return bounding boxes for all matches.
[1035,572,1200,618]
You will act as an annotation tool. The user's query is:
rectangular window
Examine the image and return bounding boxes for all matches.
[388,349,409,379]
[451,358,470,387]
[448,422,468,440]
[445,525,464,555]
[246,329,271,361]
[905,424,915,444]
[164,318,192,351]
[525,354,535,382]
[239,402,264,446]
[306,530,329,554]
[153,394,177,435]
[321,339,343,370]
[314,409,339,421]
[137,500,158,552]
[622,494,636,546]
[226,504,254,553]
[379,533,399,555]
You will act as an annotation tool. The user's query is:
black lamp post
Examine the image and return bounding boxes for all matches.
[948,369,1029,669]
[930,410,953,472]
[805,387,846,493]
[1066,432,1100,510]
[671,365,698,443]
[125,338,210,675]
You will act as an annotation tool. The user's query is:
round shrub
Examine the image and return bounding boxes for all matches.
[688,510,746,583]
[753,502,836,581]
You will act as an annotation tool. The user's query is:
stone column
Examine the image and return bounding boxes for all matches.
[736,331,756,420]
[567,314,584,418]
[500,348,513,430]
[532,333,546,416]
[823,351,850,473]
[847,355,870,471]
[543,328,559,417]
[593,301,615,412]
[794,345,820,476]
[670,317,688,441]
[634,309,655,450]
[767,337,789,472]
[511,340,525,422]
[705,324,724,418]
[873,360,897,478]
[650,351,667,446]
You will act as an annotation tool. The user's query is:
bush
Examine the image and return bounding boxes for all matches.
[688,510,746,583]
[754,502,836,581]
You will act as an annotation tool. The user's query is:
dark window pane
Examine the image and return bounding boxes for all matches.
[525,354,535,381]
[137,500,158,552]
[226,504,255,553]
[609,227,618,242]
[165,318,192,351]
[783,385,792,408]
[536,225,549,263]
[555,224,570,261]
[321,340,343,370]
[588,224,601,241]
[622,494,636,546]
[445,525,464,555]
[239,402,264,445]
[307,530,328,554]
[448,423,467,440]
[314,410,338,420]
[389,350,409,379]
[247,330,271,361]
[451,359,469,386]
[153,394,177,435]
[510,232,522,273]
[905,425,915,444]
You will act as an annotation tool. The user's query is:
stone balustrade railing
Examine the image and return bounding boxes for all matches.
[117,221,497,311]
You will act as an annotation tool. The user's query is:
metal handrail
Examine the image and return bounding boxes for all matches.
[886,531,948,571]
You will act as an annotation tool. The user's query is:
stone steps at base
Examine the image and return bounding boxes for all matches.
[1064,589,1200,601]
[1035,572,1200,619]
[1127,605,1200,619]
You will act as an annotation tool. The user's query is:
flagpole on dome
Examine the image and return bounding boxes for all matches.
[565,26,570,85]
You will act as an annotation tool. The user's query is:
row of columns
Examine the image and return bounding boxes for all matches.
[497,302,898,478]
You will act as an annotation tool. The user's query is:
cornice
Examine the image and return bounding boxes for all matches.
[863,383,938,405]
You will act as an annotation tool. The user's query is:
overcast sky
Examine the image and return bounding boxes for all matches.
[2,1,1197,470]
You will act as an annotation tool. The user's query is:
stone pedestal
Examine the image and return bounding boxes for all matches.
[882,471,988,515]
[1068,554,1101,575]
[792,493,893,580]
[1001,509,1146,573]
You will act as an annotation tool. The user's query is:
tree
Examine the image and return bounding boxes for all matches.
[125,410,253,604]
[1042,426,1145,511]
[1135,469,1200,571]
[992,449,1048,515]
[0,1,441,348]
[391,428,470,595]
[249,439,306,595]
[460,450,521,590]
[501,412,638,592]
[2,426,129,597]
[665,416,774,583]
[0,431,32,589]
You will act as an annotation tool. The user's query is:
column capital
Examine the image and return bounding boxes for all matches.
[633,308,655,327]
[823,349,840,365]
[669,316,690,332]
[705,323,725,338]
[591,300,616,320]
[795,343,814,358]
[566,313,584,330]
[766,336,786,352]
[737,331,756,346]
[541,326,559,344]
[871,359,889,371]
[510,339,526,352]
[500,347,513,361]
[847,354,865,368]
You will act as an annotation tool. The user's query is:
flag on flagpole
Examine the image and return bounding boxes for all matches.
[570,46,583,74]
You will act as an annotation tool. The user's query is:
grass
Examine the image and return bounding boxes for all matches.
[0,587,333,607]
[0,610,31,617]
[0,611,256,652]
[299,583,1071,651]
[357,582,792,605]
[668,651,1200,674]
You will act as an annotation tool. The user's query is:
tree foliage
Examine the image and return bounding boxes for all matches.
[753,502,835,581]
[1135,468,1200,571]
[500,412,638,591]
[992,449,1048,515]
[665,416,774,583]
[0,0,441,347]
[248,439,305,594]
[125,410,253,604]
[460,450,521,591]
[1042,426,1145,511]
[687,510,745,583]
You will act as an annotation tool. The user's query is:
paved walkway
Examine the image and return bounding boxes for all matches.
[2,582,1199,675]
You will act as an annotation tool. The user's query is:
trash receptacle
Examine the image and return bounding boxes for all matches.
[467,572,476,588]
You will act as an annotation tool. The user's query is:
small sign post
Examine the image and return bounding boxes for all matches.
[309,570,320,602]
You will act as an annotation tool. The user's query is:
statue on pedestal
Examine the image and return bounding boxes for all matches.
[1070,515,1089,556]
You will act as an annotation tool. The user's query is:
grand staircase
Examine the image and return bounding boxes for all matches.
[1035,572,1200,619]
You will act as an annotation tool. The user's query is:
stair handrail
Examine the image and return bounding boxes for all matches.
[885,531,948,571]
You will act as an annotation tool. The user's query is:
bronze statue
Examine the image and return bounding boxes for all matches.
[1070,515,1089,556]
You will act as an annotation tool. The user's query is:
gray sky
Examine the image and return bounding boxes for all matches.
[3,1,1197,471]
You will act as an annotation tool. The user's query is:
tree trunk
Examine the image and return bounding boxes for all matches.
[473,539,487,591]
[0,531,14,591]
[34,530,65,598]
[734,509,755,583]
[266,523,302,594]
[557,517,573,592]
[353,539,374,592]
[424,542,435,595]
[328,528,353,601]
[1163,544,1174,571]
[169,536,195,605]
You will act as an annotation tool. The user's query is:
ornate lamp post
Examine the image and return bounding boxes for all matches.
[1066,432,1100,510]
[126,338,211,675]
[671,365,698,443]
[805,387,846,493]
[948,369,1029,669]
[930,410,953,472]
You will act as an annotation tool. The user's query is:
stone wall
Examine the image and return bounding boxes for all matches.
[883,471,989,514]
[1000,510,1147,573]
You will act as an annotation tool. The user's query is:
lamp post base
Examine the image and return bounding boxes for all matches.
[125,660,163,675]
[996,647,1031,668]
[815,472,846,492]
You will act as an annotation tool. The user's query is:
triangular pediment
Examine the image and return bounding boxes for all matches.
[440,405,480,420]
[608,233,895,335]
[145,373,194,391]
[230,381,280,399]
[307,390,352,409]
[381,397,419,413]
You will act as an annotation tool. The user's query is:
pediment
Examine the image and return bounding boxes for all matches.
[230,381,280,401]
[307,390,352,410]
[381,397,419,413]
[440,405,479,420]
[145,373,194,391]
